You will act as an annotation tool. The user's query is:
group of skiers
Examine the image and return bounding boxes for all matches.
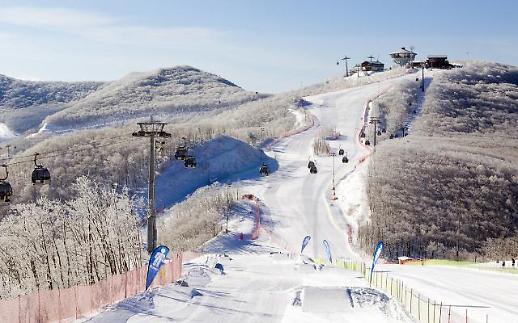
[498,258,516,267]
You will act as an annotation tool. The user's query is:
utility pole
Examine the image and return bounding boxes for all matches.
[370,117,380,146]
[421,64,425,92]
[340,56,350,76]
[332,152,335,190]
[330,152,337,200]
[132,118,171,253]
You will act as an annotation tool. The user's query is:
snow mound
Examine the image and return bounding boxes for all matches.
[155,136,278,209]
[302,287,352,313]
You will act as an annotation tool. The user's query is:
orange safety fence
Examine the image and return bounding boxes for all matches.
[0,252,183,323]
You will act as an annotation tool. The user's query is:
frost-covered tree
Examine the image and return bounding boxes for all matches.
[0,177,142,299]
[361,62,518,260]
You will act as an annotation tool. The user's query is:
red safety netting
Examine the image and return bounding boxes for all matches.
[125,269,139,298]
[111,273,126,304]
[0,296,19,322]
[0,252,184,323]
[58,286,77,322]
[92,277,111,311]
[138,267,147,292]
[38,288,60,322]
[76,284,94,318]
[19,292,39,322]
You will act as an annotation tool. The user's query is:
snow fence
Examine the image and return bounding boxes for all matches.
[335,260,490,323]
[0,252,183,323]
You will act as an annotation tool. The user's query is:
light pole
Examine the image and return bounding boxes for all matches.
[370,117,380,146]
[226,183,231,233]
[421,64,425,92]
[339,56,350,76]
[331,152,338,200]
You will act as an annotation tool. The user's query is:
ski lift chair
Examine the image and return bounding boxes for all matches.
[365,139,371,146]
[174,146,188,160]
[310,165,318,174]
[184,156,197,168]
[360,132,366,138]
[389,134,394,139]
[259,164,269,176]
[307,160,315,169]
[342,156,349,163]
[0,165,12,203]
[377,130,382,136]
[32,153,51,185]
[338,148,344,155]
[382,128,386,133]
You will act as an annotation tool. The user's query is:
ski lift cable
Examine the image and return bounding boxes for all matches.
[4,138,136,167]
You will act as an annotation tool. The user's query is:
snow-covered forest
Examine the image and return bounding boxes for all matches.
[368,79,419,136]
[361,62,518,260]
[0,177,142,299]
[158,184,237,251]
[0,74,102,110]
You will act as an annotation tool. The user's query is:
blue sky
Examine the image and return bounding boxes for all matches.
[0,0,516,93]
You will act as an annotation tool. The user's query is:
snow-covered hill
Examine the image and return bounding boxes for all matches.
[42,66,262,132]
[0,74,103,109]
[0,74,104,134]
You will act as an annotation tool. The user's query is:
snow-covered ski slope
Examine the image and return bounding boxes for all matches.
[91,73,416,323]
[92,71,518,322]
[241,79,395,261]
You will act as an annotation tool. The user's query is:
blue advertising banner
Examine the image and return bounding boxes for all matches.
[322,240,333,263]
[146,245,170,290]
[369,241,384,285]
[301,235,311,253]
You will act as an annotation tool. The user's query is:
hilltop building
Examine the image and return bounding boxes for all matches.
[390,47,417,66]
[360,56,385,72]
[361,60,385,72]
[426,55,453,69]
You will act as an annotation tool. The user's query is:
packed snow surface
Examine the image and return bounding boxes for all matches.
[90,209,412,323]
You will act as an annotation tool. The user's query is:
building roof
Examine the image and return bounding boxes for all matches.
[398,256,413,260]
[362,60,384,66]
[427,55,448,59]
[390,47,417,55]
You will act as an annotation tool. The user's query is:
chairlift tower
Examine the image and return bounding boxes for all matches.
[369,117,380,147]
[132,118,171,253]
